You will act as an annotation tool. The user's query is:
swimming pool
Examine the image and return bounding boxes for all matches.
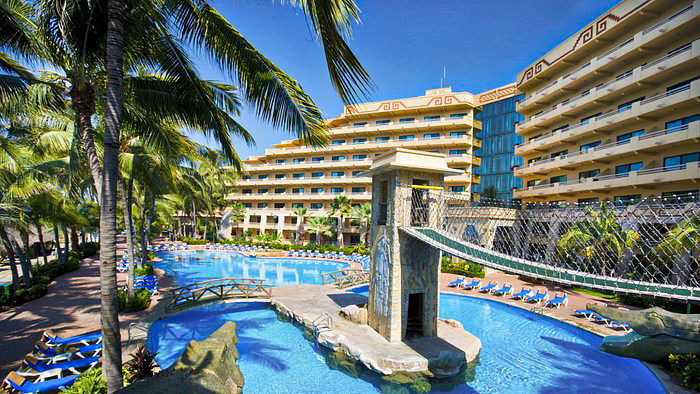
[149,285,664,393]
[152,250,348,287]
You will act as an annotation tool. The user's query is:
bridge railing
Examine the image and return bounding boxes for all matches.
[321,269,370,289]
[164,278,272,312]
[397,184,700,299]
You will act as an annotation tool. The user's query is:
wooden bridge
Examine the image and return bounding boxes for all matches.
[164,278,272,312]
[320,269,370,289]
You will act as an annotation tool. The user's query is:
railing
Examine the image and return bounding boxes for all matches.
[562,61,590,80]
[312,312,333,334]
[641,84,691,105]
[642,4,693,35]
[598,70,633,90]
[164,278,272,312]
[320,269,370,289]
[642,42,692,70]
[596,37,634,61]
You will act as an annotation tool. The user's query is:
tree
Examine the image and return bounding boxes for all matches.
[293,207,308,245]
[656,218,700,285]
[329,195,352,248]
[307,216,334,246]
[352,203,371,247]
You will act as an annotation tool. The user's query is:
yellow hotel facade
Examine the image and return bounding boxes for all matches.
[226,86,518,244]
[513,0,700,205]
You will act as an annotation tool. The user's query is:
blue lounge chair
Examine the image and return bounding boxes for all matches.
[528,289,549,305]
[3,371,79,393]
[34,342,101,359]
[545,292,568,308]
[42,330,101,346]
[19,355,99,376]
[492,283,513,296]
[608,321,632,333]
[511,287,531,300]
[593,314,610,324]
[462,278,481,290]
[573,309,598,319]
[480,281,498,293]
[448,276,465,287]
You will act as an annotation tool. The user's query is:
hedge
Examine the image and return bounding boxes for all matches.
[441,256,485,278]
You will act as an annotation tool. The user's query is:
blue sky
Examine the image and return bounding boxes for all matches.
[189,0,621,158]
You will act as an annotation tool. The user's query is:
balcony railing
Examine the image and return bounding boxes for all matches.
[642,43,692,70]
[596,37,634,61]
[642,5,693,35]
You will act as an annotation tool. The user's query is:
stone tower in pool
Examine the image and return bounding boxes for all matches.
[362,149,462,342]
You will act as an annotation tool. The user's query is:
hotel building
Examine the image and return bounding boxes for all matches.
[226,87,503,244]
[513,0,700,205]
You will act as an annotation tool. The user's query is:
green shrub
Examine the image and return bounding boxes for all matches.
[63,368,106,394]
[669,353,700,391]
[79,242,99,258]
[119,288,152,312]
[441,256,485,278]
[134,264,154,277]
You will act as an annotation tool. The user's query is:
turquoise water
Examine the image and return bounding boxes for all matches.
[152,250,348,286]
[148,253,664,394]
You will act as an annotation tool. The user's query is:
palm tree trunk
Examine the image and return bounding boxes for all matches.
[192,200,197,238]
[337,216,344,248]
[61,225,69,260]
[119,180,135,299]
[20,229,30,267]
[144,194,155,256]
[12,238,32,288]
[53,224,62,264]
[36,221,48,266]
[139,193,146,270]
[70,82,102,204]
[0,226,21,290]
[71,227,80,252]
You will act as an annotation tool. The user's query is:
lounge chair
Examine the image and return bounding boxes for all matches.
[2,371,79,393]
[18,354,99,377]
[448,276,465,288]
[511,287,531,300]
[462,278,481,290]
[34,342,102,360]
[593,314,610,324]
[492,283,513,296]
[573,309,598,320]
[545,292,568,308]
[42,330,101,347]
[480,281,498,293]
[528,289,549,305]
[608,321,632,333]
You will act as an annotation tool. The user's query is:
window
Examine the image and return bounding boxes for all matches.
[615,161,643,174]
[242,175,251,180]
[580,141,601,151]
[552,124,569,133]
[528,134,542,141]
[310,203,323,209]
[399,117,415,123]
[242,203,252,208]
[257,203,268,208]
[312,157,324,162]
[292,173,304,179]
[353,122,367,127]
[617,129,644,142]
[311,187,323,194]
[618,96,645,112]
[579,169,600,179]
[399,135,414,141]
[352,154,367,161]
[580,112,602,125]
[666,114,700,129]
[331,171,345,178]
[332,140,345,145]
[351,187,366,194]
[375,136,390,142]
[275,159,286,164]
[292,203,304,208]
[527,157,541,165]
[258,189,268,194]
[352,170,362,177]
[353,138,367,144]
[424,133,440,139]
[551,150,568,158]
[450,131,466,138]
[376,120,390,125]
[274,188,285,194]
[331,187,344,194]
[332,155,345,161]
[614,194,641,206]
[292,157,305,163]
[274,203,285,209]
[311,172,324,178]
[578,197,599,206]
[664,152,700,167]
[242,189,252,194]
[450,113,467,119]
[423,115,440,121]
[275,174,286,179]
[449,149,466,155]
[662,190,699,204]
[667,78,697,94]
[292,188,304,194]
[258,174,268,180]
[450,186,465,192]
[550,175,567,184]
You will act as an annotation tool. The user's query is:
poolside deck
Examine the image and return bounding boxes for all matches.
[271,285,481,377]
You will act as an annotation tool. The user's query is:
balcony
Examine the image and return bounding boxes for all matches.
[516,79,700,154]
[227,192,372,201]
[515,161,700,198]
[517,3,698,112]
[517,38,700,133]
[515,121,700,176]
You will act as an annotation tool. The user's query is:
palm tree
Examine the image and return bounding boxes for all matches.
[557,203,639,276]
[656,218,700,285]
[329,195,352,248]
[352,203,371,247]
[307,216,334,246]
[293,207,308,245]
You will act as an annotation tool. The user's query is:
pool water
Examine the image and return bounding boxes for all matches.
[152,251,348,286]
[148,253,664,393]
